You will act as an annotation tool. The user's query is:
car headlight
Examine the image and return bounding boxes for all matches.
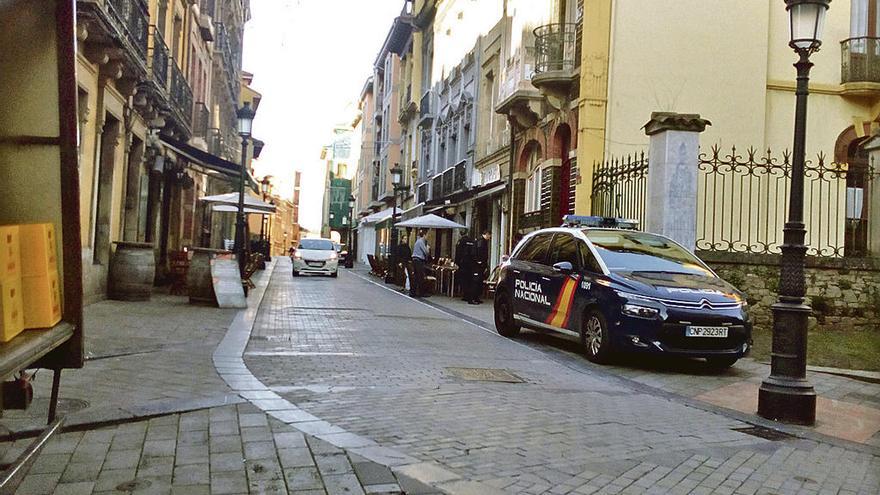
[329,251,337,260]
[293,251,302,259]
[622,303,660,319]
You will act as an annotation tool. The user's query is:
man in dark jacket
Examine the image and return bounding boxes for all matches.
[454,232,474,301]
[397,234,412,289]
[469,230,491,304]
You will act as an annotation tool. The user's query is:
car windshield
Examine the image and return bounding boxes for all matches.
[299,239,334,251]
[583,230,713,276]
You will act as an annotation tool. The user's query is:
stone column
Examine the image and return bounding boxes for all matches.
[862,135,880,256]
[643,112,711,251]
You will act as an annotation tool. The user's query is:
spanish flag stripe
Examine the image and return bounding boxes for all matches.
[547,277,577,327]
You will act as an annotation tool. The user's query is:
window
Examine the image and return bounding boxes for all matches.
[584,230,713,276]
[524,147,542,212]
[549,234,580,268]
[578,242,603,273]
[851,0,880,38]
[515,233,552,264]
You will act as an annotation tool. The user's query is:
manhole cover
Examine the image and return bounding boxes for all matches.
[116,479,151,491]
[18,398,89,418]
[446,367,524,383]
[731,426,794,441]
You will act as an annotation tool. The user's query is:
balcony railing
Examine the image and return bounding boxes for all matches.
[214,22,241,101]
[841,37,880,84]
[193,102,210,137]
[420,91,431,118]
[149,26,170,89]
[106,0,149,59]
[498,46,536,103]
[170,62,194,126]
[534,23,578,73]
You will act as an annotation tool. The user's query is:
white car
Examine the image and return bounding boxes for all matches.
[292,238,339,277]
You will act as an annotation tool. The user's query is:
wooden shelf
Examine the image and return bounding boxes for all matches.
[0,323,74,380]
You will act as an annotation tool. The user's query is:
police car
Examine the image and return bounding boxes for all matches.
[493,216,751,368]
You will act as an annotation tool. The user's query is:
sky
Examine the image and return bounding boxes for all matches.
[241,0,402,233]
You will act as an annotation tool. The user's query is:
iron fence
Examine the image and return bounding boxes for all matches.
[697,146,874,258]
[533,23,579,73]
[840,37,880,84]
[590,152,649,228]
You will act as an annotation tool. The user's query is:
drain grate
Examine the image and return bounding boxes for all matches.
[731,425,795,441]
[446,367,524,383]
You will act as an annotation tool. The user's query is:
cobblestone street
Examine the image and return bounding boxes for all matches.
[2,260,878,494]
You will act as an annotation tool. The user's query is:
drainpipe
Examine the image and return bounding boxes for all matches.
[506,116,517,254]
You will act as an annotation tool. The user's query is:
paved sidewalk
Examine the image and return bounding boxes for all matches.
[1,264,422,494]
[399,269,880,448]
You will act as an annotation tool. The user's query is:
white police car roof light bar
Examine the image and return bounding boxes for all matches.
[561,215,640,230]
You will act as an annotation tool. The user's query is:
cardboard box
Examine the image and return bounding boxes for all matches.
[0,277,25,342]
[21,272,62,329]
[0,225,21,281]
[19,223,58,278]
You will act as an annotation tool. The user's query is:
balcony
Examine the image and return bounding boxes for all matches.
[841,37,880,96]
[419,91,434,127]
[193,102,210,138]
[106,0,149,58]
[148,26,170,89]
[531,23,579,99]
[170,61,194,128]
[496,46,542,126]
[214,22,241,101]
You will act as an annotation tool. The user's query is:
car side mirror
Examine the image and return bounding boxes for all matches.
[552,261,573,274]
[501,254,510,263]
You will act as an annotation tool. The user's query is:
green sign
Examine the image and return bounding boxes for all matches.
[329,178,352,229]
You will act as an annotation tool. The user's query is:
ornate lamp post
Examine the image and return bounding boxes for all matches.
[387,164,403,283]
[347,195,356,268]
[234,102,255,282]
[758,0,829,426]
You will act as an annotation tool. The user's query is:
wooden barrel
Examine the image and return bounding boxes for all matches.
[108,242,155,301]
[188,248,230,305]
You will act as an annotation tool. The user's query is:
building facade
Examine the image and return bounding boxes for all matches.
[75,0,254,303]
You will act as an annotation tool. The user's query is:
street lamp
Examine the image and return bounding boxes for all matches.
[234,102,255,285]
[387,163,403,283]
[347,194,355,268]
[758,0,829,426]
[259,177,270,258]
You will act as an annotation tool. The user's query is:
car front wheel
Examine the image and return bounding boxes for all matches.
[292,269,299,277]
[494,291,520,338]
[581,309,613,364]
[331,271,338,278]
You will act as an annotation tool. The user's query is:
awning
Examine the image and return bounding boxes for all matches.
[396,214,466,229]
[212,204,273,214]
[160,135,259,190]
[473,181,506,200]
[360,207,394,225]
[200,192,276,212]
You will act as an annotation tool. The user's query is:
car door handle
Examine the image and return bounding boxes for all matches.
[513,270,521,274]
[541,277,551,281]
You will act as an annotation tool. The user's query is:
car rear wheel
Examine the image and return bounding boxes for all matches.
[581,309,612,363]
[494,291,520,338]
[705,356,738,369]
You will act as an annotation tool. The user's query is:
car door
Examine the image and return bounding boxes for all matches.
[545,233,582,330]
[510,233,553,322]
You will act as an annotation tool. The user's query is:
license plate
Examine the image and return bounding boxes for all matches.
[307,261,324,267]
[685,326,728,338]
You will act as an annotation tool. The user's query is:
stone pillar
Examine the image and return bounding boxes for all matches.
[643,112,711,251]
[862,135,880,256]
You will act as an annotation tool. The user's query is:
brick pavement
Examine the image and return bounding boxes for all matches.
[407,275,880,448]
[243,259,880,494]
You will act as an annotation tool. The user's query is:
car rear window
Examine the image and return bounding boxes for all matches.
[299,239,334,250]
[583,230,712,276]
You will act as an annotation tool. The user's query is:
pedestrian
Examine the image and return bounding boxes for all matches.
[454,231,474,301]
[411,229,430,297]
[397,233,412,290]
[468,230,491,304]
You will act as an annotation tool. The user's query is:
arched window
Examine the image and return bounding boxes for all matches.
[524,147,542,212]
